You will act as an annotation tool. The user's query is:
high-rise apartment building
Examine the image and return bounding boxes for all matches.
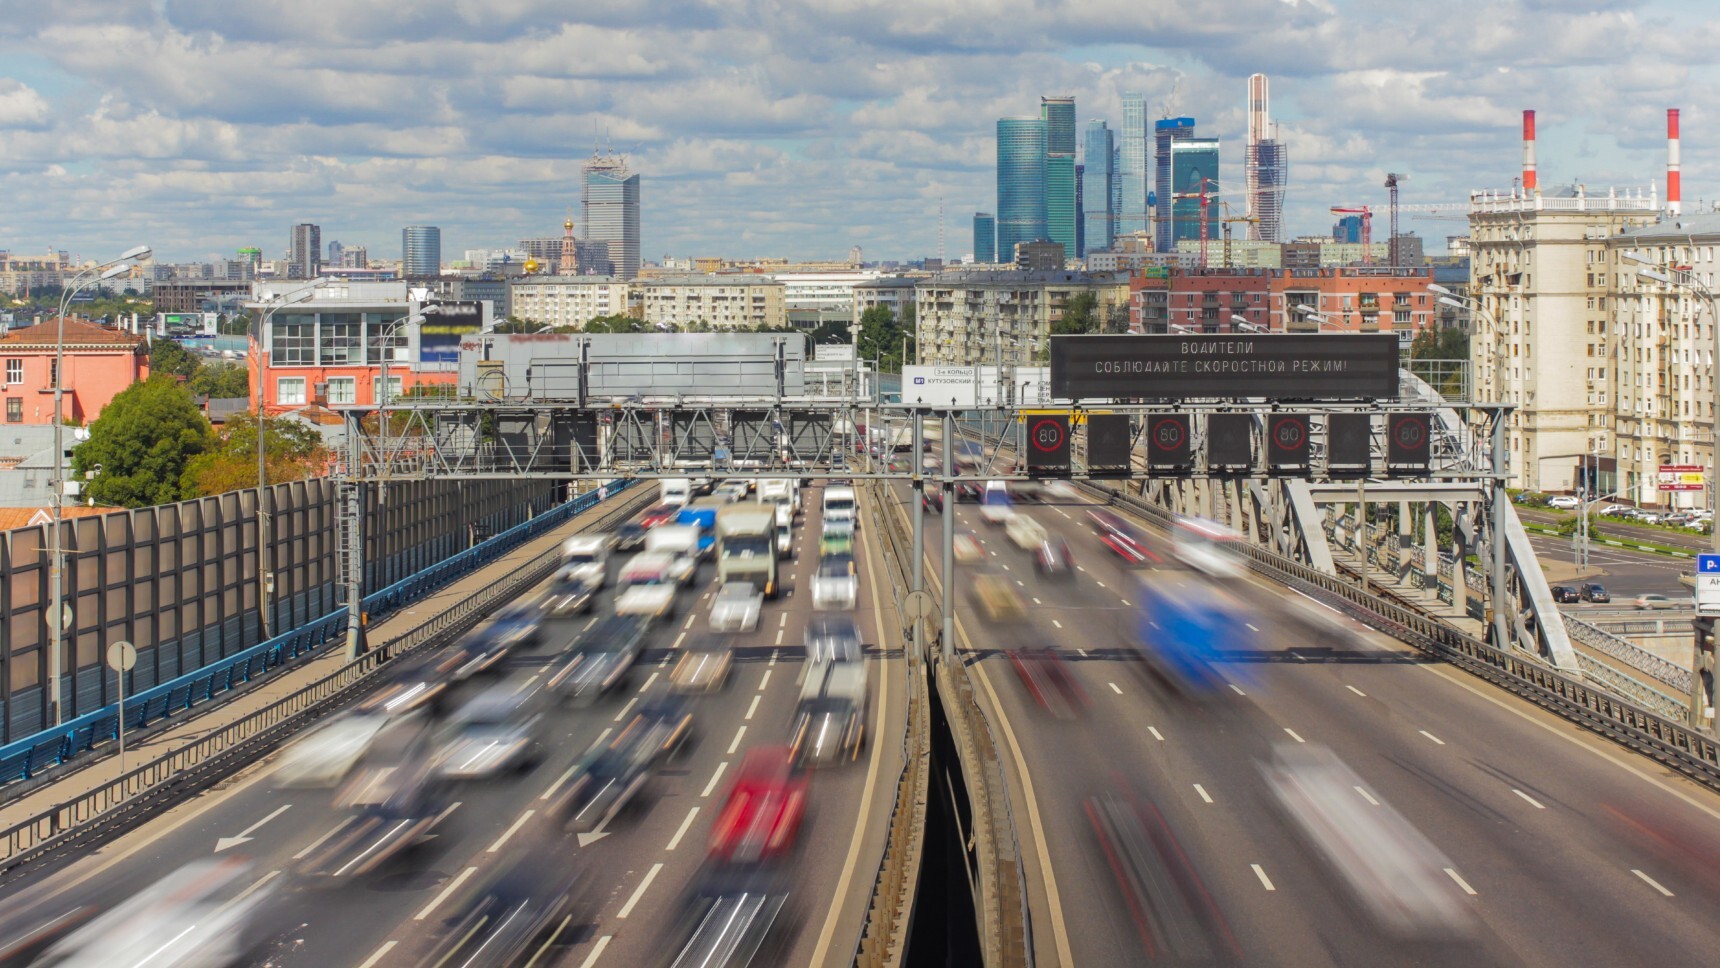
[1154,118,1196,251]
[1244,74,1287,243]
[1333,215,1366,243]
[1469,187,1660,491]
[1168,139,1220,248]
[327,240,344,266]
[996,118,1048,261]
[1083,120,1115,254]
[583,153,641,280]
[1119,93,1149,238]
[1041,97,1077,259]
[402,225,442,277]
[973,213,997,264]
[289,223,321,279]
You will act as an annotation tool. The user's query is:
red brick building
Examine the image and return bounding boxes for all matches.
[0,317,150,425]
[1130,266,1435,341]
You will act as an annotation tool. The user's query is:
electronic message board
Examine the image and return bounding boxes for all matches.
[1049,334,1399,401]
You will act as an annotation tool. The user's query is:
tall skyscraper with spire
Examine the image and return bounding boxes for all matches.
[1245,73,1287,243]
[583,152,640,279]
[1118,93,1148,238]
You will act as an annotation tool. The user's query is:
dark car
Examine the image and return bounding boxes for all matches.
[1033,538,1074,577]
[922,490,944,514]
[615,521,649,551]
[1549,585,1581,604]
[955,482,984,503]
[1582,583,1611,603]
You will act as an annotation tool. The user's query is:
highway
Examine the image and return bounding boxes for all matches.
[0,483,905,967]
[894,470,1720,967]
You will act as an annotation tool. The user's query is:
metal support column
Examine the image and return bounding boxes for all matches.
[343,418,368,661]
[942,411,956,663]
[1422,504,1438,592]
[1356,480,1368,592]
[1451,505,1468,616]
[912,412,925,594]
[1490,416,1511,648]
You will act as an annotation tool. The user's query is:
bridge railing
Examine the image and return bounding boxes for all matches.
[0,481,637,791]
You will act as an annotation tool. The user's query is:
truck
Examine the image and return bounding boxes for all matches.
[560,534,613,589]
[822,485,858,529]
[716,504,779,598]
[660,478,693,507]
[641,525,701,585]
[1132,577,1256,696]
[758,478,800,517]
[675,496,728,558]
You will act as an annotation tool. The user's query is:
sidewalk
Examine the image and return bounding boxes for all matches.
[0,491,648,831]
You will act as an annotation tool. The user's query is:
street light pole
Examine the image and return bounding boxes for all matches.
[47,245,150,726]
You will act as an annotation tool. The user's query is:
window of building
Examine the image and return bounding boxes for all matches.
[319,315,363,365]
[371,375,403,404]
[366,313,409,365]
[47,360,57,388]
[5,398,20,422]
[273,315,317,365]
[277,377,307,405]
[3,359,19,384]
[326,377,357,405]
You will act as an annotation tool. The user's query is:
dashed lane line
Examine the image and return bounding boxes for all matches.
[1346,685,1367,697]
[666,807,701,851]
[1252,864,1276,891]
[1148,726,1165,741]
[1512,789,1546,810]
[487,810,535,853]
[1109,682,1122,695]
[1354,786,1380,806]
[759,669,772,690]
[612,697,639,723]
[576,937,613,968]
[1283,728,1306,744]
[1420,730,1447,746]
[701,761,729,798]
[727,725,748,754]
[616,863,665,919]
[1446,868,1479,896]
[1194,784,1213,803]
[745,695,761,720]
[1228,683,1247,696]
[1633,869,1675,897]
[415,866,478,921]
[356,942,396,968]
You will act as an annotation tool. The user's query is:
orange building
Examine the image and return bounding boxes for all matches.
[0,317,149,425]
[1130,266,1435,340]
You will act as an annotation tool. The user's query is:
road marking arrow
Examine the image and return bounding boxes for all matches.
[215,804,291,852]
[577,811,616,847]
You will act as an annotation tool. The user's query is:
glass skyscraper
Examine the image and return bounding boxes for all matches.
[1041,97,1077,259]
[1082,120,1114,254]
[973,212,997,264]
[583,153,641,279]
[996,117,1047,262]
[1168,138,1220,247]
[1154,117,1196,251]
[401,225,441,277]
[1118,93,1148,238]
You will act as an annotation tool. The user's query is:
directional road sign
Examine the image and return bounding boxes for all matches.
[1698,554,1720,616]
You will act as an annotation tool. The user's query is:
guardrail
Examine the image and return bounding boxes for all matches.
[0,486,652,875]
[1088,482,1720,792]
[0,481,637,789]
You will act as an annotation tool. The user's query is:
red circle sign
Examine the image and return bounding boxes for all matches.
[1030,418,1066,453]
[1271,417,1306,451]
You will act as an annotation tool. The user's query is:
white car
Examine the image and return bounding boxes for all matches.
[1005,514,1048,550]
[812,554,858,611]
[560,535,612,588]
[953,532,984,564]
[1545,495,1582,510]
[709,581,763,633]
[274,713,391,788]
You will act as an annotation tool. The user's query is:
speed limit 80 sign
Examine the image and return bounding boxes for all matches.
[1025,414,1071,476]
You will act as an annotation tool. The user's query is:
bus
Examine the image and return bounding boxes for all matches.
[1170,515,1246,579]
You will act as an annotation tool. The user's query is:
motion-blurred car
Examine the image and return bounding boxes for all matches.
[709,580,764,632]
[418,849,583,967]
[615,521,649,552]
[955,481,984,503]
[922,489,944,514]
[434,683,545,779]
[708,747,808,864]
[671,636,733,692]
[560,534,613,588]
[790,661,867,766]
[668,872,793,968]
[811,554,858,611]
[1549,585,1580,603]
[640,503,682,528]
[1086,790,1238,959]
[31,858,276,967]
[356,652,455,716]
[1032,538,1074,577]
[1635,593,1681,609]
[554,703,687,832]
[819,518,856,558]
[1005,514,1048,550]
[543,572,596,617]
[1546,495,1582,510]
[1009,649,1085,719]
[1088,509,1152,566]
[971,573,1026,622]
[1582,582,1610,603]
[805,613,864,665]
[274,711,391,788]
[952,531,985,564]
[308,723,447,878]
[549,614,649,701]
[714,482,750,504]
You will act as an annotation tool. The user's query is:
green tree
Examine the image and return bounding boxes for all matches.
[218,313,252,336]
[73,377,215,507]
[855,306,917,372]
[188,362,253,399]
[1051,291,1099,336]
[583,314,651,333]
[180,416,327,495]
[149,337,201,379]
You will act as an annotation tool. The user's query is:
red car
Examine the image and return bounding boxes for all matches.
[639,503,681,529]
[1087,509,1157,566]
[708,747,807,864]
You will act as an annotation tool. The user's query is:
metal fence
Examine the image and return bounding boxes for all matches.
[0,483,650,874]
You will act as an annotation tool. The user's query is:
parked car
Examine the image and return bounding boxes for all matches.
[1546,495,1582,510]
[1549,585,1581,604]
[1597,504,1631,517]
[1581,583,1610,603]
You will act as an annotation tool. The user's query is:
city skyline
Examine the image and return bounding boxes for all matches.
[0,1,1713,263]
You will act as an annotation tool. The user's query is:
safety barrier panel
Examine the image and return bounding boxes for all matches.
[0,484,651,873]
[0,481,637,791]
[1092,483,1720,792]
[1562,613,1692,696]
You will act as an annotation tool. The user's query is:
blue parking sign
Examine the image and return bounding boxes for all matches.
[1702,554,1720,574]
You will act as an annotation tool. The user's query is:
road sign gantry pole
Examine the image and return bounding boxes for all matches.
[942,411,957,663]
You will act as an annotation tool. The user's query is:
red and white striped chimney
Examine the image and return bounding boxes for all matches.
[1668,108,1682,218]
[1522,110,1538,196]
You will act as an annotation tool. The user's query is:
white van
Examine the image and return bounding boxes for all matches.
[660,478,692,507]
[823,485,858,529]
[979,481,1014,525]
[759,479,800,517]
[560,534,613,589]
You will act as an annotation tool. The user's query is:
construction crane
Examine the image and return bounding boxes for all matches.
[1384,173,1407,267]
[1329,205,1373,264]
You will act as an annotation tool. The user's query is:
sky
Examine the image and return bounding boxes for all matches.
[1,0,1715,266]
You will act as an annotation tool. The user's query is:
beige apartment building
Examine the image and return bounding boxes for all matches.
[914,270,1131,366]
[1467,187,1660,491]
[508,275,631,329]
[637,275,786,330]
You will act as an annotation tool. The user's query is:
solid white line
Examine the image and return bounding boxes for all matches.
[1512,788,1546,810]
[517,674,541,692]
[488,810,536,853]
[616,863,664,919]
[612,697,639,723]
[1445,867,1479,896]
[638,671,659,692]
[745,695,761,720]
[292,817,354,860]
[1194,784,1213,803]
[576,936,612,968]
[1284,728,1306,744]
[759,669,772,690]
[356,941,397,968]
[727,725,747,754]
[415,866,478,921]
[1633,869,1675,896]
[1148,726,1165,741]
[1109,682,1122,695]
[1228,683,1247,696]
[1420,730,1446,746]
[1252,864,1276,891]
[1346,685,1367,697]
[701,761,729,797]
[666,807,701,851]
[1354,786,1380,806]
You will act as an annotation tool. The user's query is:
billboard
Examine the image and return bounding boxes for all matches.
[1658,465,1707,492]
[419,300,483,364]
[1049,334,1399,402]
